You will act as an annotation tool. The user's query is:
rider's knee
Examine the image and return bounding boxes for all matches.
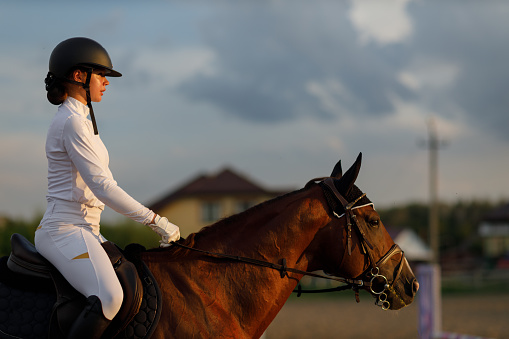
[99,287,123,320]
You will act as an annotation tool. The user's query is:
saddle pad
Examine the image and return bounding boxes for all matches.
[0,256,55,339]
[113,248,162,339]
[0,246,162,339]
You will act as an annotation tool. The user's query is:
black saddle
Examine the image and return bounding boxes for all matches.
[7,233,53,280]
[1,233,162,339]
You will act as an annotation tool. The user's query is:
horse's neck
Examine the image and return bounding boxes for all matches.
[195,185,328,266]
[144,185,330,338]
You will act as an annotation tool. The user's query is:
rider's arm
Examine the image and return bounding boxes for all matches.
[63,115,155,225]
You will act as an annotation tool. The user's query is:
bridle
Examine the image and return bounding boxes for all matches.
[171,177,407,310]
[318,177,406,310]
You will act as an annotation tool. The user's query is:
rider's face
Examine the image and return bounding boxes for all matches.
[88,70,109,103]
[69,69,110,104]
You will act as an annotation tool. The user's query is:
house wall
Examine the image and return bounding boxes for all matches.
[158,198,199,237]
[479,222,509,258]
[482,237,509,258]
[158,193,277,237]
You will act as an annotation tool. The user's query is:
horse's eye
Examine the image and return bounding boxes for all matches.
[368,218,379,227]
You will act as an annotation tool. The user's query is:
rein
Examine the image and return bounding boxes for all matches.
[170,177,405,310]
[170,241,366,287]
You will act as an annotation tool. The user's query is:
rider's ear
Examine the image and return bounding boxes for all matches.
[71,69,85,82]
[336,152,362,195]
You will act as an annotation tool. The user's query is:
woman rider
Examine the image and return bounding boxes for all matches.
[35,37,180,338]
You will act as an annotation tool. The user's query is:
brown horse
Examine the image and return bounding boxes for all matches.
[0,153,418,338]
[141,153,418,338]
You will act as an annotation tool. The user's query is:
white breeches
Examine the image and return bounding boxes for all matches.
[34,198,123,320]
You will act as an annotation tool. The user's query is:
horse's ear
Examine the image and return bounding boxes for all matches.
[330,160,342,178]
[337,153,362,194]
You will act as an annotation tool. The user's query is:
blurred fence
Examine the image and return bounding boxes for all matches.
[441,268,509,292]
[294,267,509,296]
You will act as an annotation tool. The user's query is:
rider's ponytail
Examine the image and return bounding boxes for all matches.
[45,72,67,105]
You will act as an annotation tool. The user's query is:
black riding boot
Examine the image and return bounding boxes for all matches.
[67,295,111,339]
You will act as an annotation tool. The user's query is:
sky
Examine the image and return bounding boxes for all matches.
[1,0,508,221]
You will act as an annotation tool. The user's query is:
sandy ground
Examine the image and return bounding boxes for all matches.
[264,294,509,339]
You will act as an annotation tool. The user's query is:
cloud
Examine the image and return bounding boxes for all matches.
[398,57,461,92]
[403,1,509,141]
[349,0,414,45]
[306,78,354,117]
[0,51,50,132]
[122,46,216,90]
[0,133,47,216]
[175,1,509,143]
[178,2,414,124]
[2,1,509,220]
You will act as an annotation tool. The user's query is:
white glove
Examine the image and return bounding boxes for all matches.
[149,215,180,247]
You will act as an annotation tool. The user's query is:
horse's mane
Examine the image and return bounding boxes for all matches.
[194,188,306,238]
[145,181,371,257]
[194,183,370,240]
[142,187,307,257]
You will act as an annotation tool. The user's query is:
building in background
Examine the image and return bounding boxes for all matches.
[149,168,290,237]
[479,203,509,268]
[390,228,432,263]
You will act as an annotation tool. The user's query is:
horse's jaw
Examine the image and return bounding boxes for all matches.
[389,279,418,310]
[382,286,413,310]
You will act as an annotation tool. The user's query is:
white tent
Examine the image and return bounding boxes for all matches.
[393,229,432,262]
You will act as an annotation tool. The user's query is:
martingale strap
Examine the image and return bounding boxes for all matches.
[170,241,366,287]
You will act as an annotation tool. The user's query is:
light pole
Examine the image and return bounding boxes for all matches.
[419,117,446,263]
[427,118,440,264]
[417,117,447,339]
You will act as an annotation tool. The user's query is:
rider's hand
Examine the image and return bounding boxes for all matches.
[149,215,180,247]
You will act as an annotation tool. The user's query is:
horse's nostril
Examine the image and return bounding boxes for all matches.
[413,280,419,295]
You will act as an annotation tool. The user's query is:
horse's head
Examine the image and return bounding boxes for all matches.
[311,153,418,310]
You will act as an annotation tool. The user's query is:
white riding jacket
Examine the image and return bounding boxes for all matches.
[44,97,154,225]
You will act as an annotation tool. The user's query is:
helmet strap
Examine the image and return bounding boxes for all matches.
[83,69,99,135]
[55,68,99,135]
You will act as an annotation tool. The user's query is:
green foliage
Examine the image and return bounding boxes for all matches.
[378,199,501,255]
[0,216,161,258]
[378,202,429,240]
[0,199,503,258]
[0,214,41,257]
[99,219,161,250]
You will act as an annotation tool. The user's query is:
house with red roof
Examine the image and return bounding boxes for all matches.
[479,203,509,267]
[148,168,289,237]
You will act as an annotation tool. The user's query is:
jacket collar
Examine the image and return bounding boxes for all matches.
[63,97,90,117]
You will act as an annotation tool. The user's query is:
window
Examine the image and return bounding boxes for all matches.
[235,200,255,214]
[202,201,221,223]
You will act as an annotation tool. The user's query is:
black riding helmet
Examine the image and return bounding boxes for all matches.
[46,37,122,134]
[49,37,122,78]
